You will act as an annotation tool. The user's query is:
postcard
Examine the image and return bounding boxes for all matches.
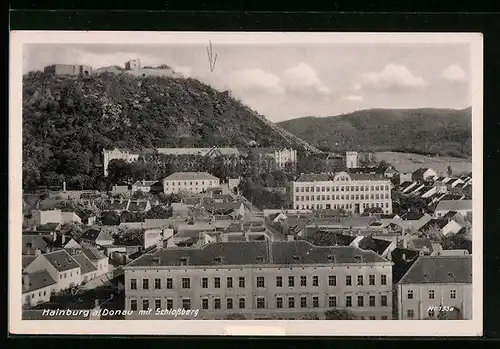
[10,31,483,336]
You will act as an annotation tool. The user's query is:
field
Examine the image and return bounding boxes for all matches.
[375,152,472,175]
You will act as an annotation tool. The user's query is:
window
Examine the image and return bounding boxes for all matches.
[182,298,191,310]
[288,297,295,308]
[328,275,337,286]
[142,299,149,311]
[346,296,352,307]
[328,296,337,308]
[214,277,221,288]
[239,277,245,288]
[369,295,376,307]
[346,275,352,286]
[142,278,149,290]
[357,275,364,286]
[369,275,375,285]
[182,277,190,289]
[407,309,414,318]
[155,299,161,310]
[429,290,435,299]
[202,277,208,288]
[166,278,173,289]
[450,289,456,299]
[381,295,388,307]
[276,297,283,308]
[428,309,435,317]
[227,277,233,288]
[369,316,376,320]
[288,276,295,287]
[381,275,387,285]
[312,276,319,287]
[313,296,319,308]
[155,278,161,289]
[202,298,209,309]
[403,285,415,298]
[357,295,364,307]
[227,298,233,309]
[276,276,283,287]
[239,298,245,309]
[381,315,388,320]
[257,276,265,288]
[300,276,307,287]
[257,297,265,309]
[166,299,173,310]
[130,279,137,290]
[130,299,137,311]
[214,298,221,309]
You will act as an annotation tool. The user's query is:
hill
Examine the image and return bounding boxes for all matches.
[22,71,319,191]
[277,108,472,158]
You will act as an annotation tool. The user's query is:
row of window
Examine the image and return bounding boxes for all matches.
[407,289,457,300]
[129,274,389,290]
[406,308,445,318]
[129,294,389,312]
[296,203,390,210]
[295,184,390,193]
[295,194,390,202]
[164,181,217,186]
[59,270,79,280]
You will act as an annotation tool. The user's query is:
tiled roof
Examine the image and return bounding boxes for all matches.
[296,172,386,182]
[358,236,392,255]
[164,172,219,181]
[126,240,389,268]
[132,180,159,187]
[401,212,425,221]
[43,250,80,272]
[101,200,128,211]
[436,200,472,212]
[398,255,472,284]
[128,200,149,212]
[37,223,61,231]
[408,238,433,251]
[70,251,98,275]
[412,167,430,176]
[22,235,49,255]
[22,270,57,293]
[418,218,450,232]
[22,255,36,269]
[79,247,107,261]
[79,229,101,241]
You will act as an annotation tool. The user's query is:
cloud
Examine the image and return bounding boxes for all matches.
[359,64,427,90]
[440,64,467,82]
[342,95,363,102]
[225,68,285,95]
[282,63,330,95]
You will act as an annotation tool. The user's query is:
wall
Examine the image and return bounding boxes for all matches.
[23,285,54,307]
[34,209,62,225]
[144,228,163,249]
[163,179,221,195]
[56,267,82,291]
[124,263,393,320]
[398,283,472,320]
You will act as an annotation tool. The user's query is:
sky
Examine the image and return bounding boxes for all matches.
[23,43,471,122]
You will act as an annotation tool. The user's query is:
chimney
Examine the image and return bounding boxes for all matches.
[22,272,30,291]
[62,234,66,245]
[63,181,67,192]
[35,249,42,256]
[142,179,146,185]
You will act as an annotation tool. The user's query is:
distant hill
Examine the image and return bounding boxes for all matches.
[22,71,319,190]
[277,108,472,159]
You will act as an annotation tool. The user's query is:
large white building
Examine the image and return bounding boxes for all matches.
[163,172,220,195]
[123,240,394,320]
[292,171,393,214]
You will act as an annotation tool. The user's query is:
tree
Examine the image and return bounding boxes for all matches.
[101,211,120,226]
[60,222,84,240]
[107,159,133,184]
[440,230,472,253]
[325,308,357,320]
[144,205,172,219]
[120,210,145,223]
[447,165,453,177]
[438,307,462,320]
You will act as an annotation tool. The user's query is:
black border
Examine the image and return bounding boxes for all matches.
[8,7,500,342]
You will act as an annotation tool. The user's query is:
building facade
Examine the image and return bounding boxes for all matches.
[123,240,393,320]
[44,64,92,76]
[397,255,472,320]
[163,172,220,195]
[292,171,393,214]
[102,148,140,176]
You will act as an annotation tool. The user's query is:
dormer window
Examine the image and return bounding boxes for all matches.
[327,255,334,262]
[255,256,264,263]
[292,255,300,262]
[180,257,188,266]
[448,272,454,277]
[354,255,362,261]
[214,257,223,264]
[152,257,160,265]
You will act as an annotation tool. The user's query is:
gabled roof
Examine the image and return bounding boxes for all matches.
[398,255,472,284]
[100,199,128,211]
[126,240,389,268]
[78,247,107,261]
[412,167,431,176]
[36,223,61,232]
[164,172,219,181]
[22,270,57,293]
[358,236,393,256]
[408,238,433,251]
[70,251,98,275]
[43,250,80,272]
[132,180,159,187]
[436,200,472,212]
[400,212,426,221]
[128,200,149,212]
[418,218,450,232]
[22,235,49,255]
[79,228,113,242]
[22,255,36,269]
